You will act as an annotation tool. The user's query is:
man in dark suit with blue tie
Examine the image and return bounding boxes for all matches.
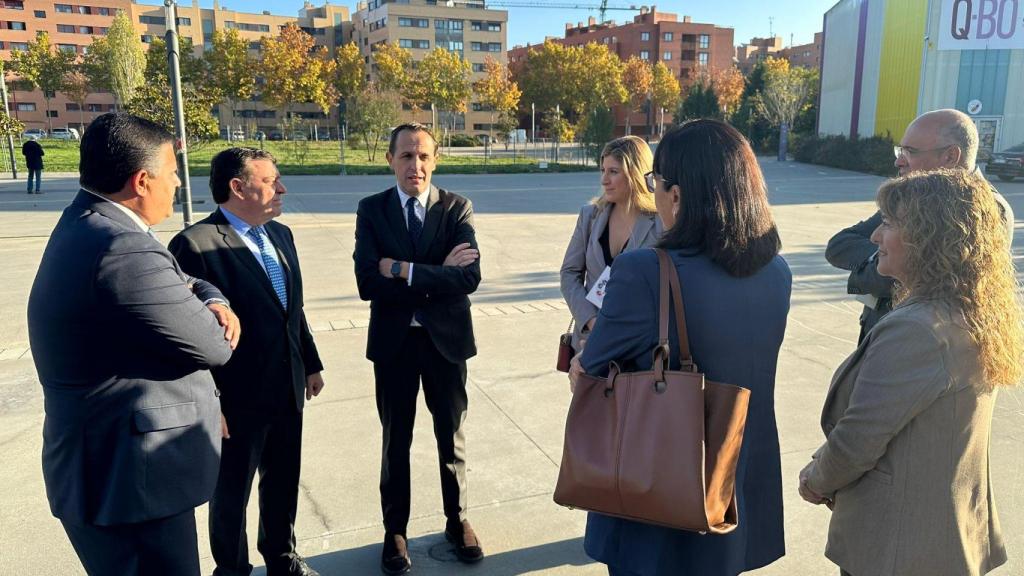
[27,112,240,575]
[169,148,325,576]
[353,123,482,575]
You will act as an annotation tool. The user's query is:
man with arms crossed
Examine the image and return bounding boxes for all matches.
[826,108,1014,343]
[170,148,325,576]
[27,112,240,575]
[353,123,482,575]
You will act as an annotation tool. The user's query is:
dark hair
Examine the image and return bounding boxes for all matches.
[79,113,174,194]
[654,119,780,277]
[388,122,438,156]
[209,147,277,204]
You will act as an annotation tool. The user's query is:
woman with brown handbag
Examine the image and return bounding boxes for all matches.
[798,170,1023,576]
[559,136,662,355]
[568,120,791,575]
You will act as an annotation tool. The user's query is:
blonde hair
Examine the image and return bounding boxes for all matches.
[592,135,656,214]
[877,169,1024,389]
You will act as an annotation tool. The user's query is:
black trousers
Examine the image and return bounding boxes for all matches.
[61,509,200,576]
[374,329,469,534]
[209,406,303,576]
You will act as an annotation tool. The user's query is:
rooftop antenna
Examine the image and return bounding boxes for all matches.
[769,16,774,37]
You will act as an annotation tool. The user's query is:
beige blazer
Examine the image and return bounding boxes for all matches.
[559,203,662,349]
[804,298,1006,576]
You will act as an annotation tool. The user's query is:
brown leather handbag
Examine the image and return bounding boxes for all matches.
[553,249,751,534]
[556,318,575,373]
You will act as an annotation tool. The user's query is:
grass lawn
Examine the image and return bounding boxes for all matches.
[20,139,595,176]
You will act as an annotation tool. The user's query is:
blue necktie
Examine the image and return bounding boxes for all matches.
[406,196,423,244]
[247,226,288,310]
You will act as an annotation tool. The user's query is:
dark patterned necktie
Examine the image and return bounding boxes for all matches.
[406,196,423,243]
[246,226,288,310]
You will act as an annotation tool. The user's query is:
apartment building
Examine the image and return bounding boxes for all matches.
[507,7,734,137]
[736,32,824,73]
[1,0,350,137]
[351,0,508,137]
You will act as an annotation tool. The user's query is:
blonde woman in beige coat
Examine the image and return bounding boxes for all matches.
[799,169,1024,576]
[560,136,662,351]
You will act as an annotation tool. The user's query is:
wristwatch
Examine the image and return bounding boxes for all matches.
[390,261,402,278]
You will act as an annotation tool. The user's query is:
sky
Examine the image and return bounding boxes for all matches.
[154,0,836,49]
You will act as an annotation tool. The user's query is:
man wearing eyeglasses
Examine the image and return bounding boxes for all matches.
[826,108,1014,344]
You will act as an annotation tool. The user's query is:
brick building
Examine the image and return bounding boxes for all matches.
[1,0,349,137]
[351,0,508,138]
[507,7,734,137]
[735,32,823,73]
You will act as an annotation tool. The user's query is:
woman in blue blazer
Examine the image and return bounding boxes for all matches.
[570,120,791,576]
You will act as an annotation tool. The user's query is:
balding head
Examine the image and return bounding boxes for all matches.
[895,109,978,175]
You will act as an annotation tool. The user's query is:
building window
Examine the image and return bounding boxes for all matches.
[399,17,413,26]
[663,51,672,60]
[97,7,110,16]
[8,20,25,29]
[176,17,191,26]
[248,41,261,50]
[698,52,708,66]
[87,103,106,112]
[9,41,27,50]
[47,110,58,117]
[0,41,4,49]
[472,62,485,72]
[139,15,165,25]
[78,26,93,34]
[140,34,153,43]
[471,102,494,111]
[0,0,25,9]
[77,5,90,14]
[663,32,673,41]
[57,43,76,53]
[399,39,429,49]
[33,10,45,18]
[640,31,649,41]
[16,102,35,111]
[487,22,500,31]
[639,50,649,60]
[470,20,481,30]
[487,42,501,52]
[54,4,72,13]
[471,41,481,51]
[699,34,709,49]
[56,24,75,33]
[65,103,80,111]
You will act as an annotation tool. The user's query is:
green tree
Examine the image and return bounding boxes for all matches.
[677,81,721,122]
[9,32,75,133]
[348,84,400,162]
[205,29,255,135]
[371,42,414,101]
[0,110,25,139]
[621,57,652,135]
[579,106,615,163]
[259,24,338,139]
[83,11,144,108]
[333,42,366,102]
[754,62,814,161]
[472,56,521,158]
[514,40,574,113]
[575,43,627,116]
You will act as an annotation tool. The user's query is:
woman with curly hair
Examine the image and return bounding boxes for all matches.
[799,169,1024,576]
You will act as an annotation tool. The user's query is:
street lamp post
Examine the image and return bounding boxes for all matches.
[0,68,18,179]
[164,0,194,228]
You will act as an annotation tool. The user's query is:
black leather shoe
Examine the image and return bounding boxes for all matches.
[287,556,320,576]
[381,533,411,575]
[445,520,484,564]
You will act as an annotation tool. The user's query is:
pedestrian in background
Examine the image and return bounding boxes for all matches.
[22,136,44,194]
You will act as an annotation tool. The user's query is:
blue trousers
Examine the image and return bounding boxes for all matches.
[27,168,41,192]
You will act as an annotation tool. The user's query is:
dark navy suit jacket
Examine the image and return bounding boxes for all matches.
[580,248,791,576]
[28,190,232,526]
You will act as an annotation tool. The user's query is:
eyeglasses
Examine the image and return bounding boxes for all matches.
[644,171,672,193]
[893,144,952,159]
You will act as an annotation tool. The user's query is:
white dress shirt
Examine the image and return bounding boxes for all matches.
[396,183,427,326]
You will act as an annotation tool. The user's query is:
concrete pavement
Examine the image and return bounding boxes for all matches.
[0,161,1021,575]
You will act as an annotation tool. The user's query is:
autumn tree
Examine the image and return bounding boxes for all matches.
[334,42,366,103]
[62,69,91,131]
[650,61,680,137]
[205,29,255,136]
[9,32,75,133]
[82,11,144,108]
[754,61,814,161]
[621,57,653,135]
[373,42,415,101]
[575,43,627,116]
[259,24,338,139]
[0,110,24,140]
[347,84,400,162]
[414,48,471,146]
[472,56,521,157]
[711,66,745,118]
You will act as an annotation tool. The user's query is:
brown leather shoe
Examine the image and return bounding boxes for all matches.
[444,520,484,564]
[381,533,411,575]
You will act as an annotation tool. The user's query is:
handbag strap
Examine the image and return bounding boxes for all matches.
[654,248,696,372]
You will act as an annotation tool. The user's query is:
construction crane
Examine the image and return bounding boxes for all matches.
[480,1,645,24]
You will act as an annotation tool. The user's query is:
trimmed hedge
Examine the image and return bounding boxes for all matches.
[791,133,898,177]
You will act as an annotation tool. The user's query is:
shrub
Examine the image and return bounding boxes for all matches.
[792,133,897,177]
[447,134,478,147]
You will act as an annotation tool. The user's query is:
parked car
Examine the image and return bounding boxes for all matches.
[268,131,284,141]
[986,142,1024,182]
[252,130,266,141]
[230,130,246,141]
[50,127,80,141]
[21,128,46,140]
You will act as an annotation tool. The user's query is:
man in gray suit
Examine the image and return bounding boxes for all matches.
[826,109,1013,343]
[27,112,240,575]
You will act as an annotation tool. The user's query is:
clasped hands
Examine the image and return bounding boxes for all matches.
[798,461,833,509]
[378,243,479,279]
